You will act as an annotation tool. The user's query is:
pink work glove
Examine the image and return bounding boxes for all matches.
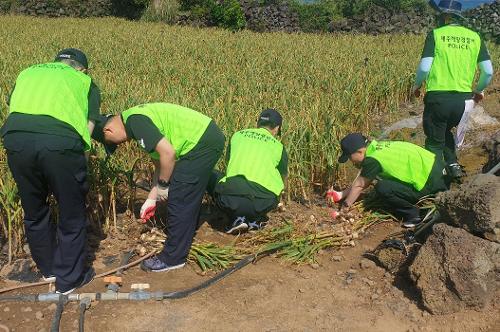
[140,199,157,223]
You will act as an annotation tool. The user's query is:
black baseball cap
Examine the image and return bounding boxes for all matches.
[258,108,283,134]
[338,133,368,163]
[55,48,89,69]
[92,114,117,155]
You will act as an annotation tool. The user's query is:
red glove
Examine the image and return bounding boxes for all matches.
[140,199,157,223]
[326,189,343,203]
[330,210,339,219]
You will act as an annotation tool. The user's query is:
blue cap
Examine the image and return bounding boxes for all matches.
[437,0,464,18]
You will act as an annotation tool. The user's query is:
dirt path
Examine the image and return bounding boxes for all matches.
[0,218,499,332]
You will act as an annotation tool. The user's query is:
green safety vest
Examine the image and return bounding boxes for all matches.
[122,103,211,159]
[9,62,92,150]
[427,25,481,92]
[220,128,284,196]
[365,140,435,191]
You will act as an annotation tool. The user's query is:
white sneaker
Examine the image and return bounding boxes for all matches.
[56,287,75,295]
[42,275,56,283]
[226,216,249,234]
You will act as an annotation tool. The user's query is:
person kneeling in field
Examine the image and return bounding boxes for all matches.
[209,109,288,234]
[103,103,225,272]
[330,133,447,228]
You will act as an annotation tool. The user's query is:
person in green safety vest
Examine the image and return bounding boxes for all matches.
[412,0,493,180]
[208,109,288,234]
[1,49,113,294]
[329,133,448,228]
[102,103,225,272]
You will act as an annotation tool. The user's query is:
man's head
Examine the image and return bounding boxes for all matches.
[103,115,129,145]
[338,133,369,168]
[55,48,89,73]
[257,108,283,137]
[436,0,464,24]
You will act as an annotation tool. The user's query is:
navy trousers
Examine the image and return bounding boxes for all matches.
[3,132,89,291]
[158,121,225,266]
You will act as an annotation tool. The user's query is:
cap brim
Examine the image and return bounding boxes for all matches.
[439,9,464,19]
[338,153,349,163]
[92,114,117,155]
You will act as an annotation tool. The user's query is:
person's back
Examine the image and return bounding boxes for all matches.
[365,140,436,191]
[121,102,211,159]
[8,61,92,148]
[222,127,285,197]
[426,24,482,93]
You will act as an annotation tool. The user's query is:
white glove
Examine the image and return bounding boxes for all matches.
[156,184,169,201]
[140,198,157,222]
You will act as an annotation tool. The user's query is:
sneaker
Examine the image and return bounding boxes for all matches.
[141,256,186,272]
[42,275,56,283]
[447,163,465,179]
[247,220,267,231]
[403,217,422,228]
[225,216,249,234]
[55,268,95,295]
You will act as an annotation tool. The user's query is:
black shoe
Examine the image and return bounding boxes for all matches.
[403,217,422,228]
[56,267,95,295]
[447,163,465,179]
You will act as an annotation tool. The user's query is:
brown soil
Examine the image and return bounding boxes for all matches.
[1,206,499,332]
[1,84,499,332]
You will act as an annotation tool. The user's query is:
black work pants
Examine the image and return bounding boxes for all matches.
[374,160,448,221]
[208,171,278,224]
[423,92,470,165]
[158,121,225,266]
[215,193,277,223]
[3,132,89,291]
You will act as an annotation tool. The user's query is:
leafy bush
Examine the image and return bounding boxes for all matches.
[291,0,341,32]
[291,0,429,32]
[210,0,246,30]
[372,0,428,11]
[180,0,246,31]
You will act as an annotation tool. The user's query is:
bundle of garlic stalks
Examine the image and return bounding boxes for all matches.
[136,200,396,273]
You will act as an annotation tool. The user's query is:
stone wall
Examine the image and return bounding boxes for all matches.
[0,0,144,19]
[328,1,500,40]
[240,0,299,33]
[465,0,500,42]
[328,5,434,35]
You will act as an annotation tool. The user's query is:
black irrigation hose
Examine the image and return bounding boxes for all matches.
[76,248,277,331]
[163,254,256,299]
[50,295,67,332]
[78,299,90,332]
[0,248,279,332]
[78,304,85,332]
